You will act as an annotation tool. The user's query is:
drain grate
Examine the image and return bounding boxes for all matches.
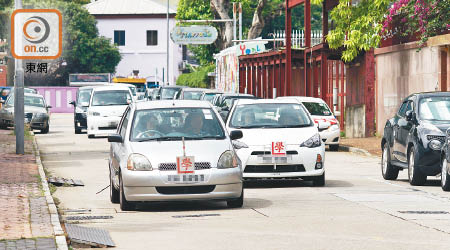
[48,177,84,186]
[65,215,113,221]
[65,224,115,247]
[398,211,450,214]
[172,214,221,218]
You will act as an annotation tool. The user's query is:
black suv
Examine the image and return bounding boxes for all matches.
[70,86,93,134]
[381,92,450,186]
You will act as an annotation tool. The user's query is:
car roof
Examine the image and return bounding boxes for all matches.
[135,100,212,110]
[278,96,325,103]
[184,88,206,92]
[24,93,44,98]
[405,92,450,101]
[78,86,94,90]
[92,85,131,91]
[222,93,254,97]
[235,98,301,105]
[161,86,186,89]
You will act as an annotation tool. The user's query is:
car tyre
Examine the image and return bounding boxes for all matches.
[312,172,325,187]
[119,174,135,211]
[441,158,450,191]
[408,148,427,186]
[110,168,119,204]
[227,188,244,208]
[381,143,399,180]
[41,125,49,134]
[329,144,339,151]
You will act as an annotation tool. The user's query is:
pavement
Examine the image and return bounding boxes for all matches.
[0,130,58,250]
[34,114,450,250]
[340,137,382,156]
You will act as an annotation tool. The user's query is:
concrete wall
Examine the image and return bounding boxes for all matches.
[345,104,366,138]
[95,17,183,84]
[375,44,440,135]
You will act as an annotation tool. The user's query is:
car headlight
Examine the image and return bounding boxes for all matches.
[232,140,248,150]
[127,154,152,171]
[429,140,442,151]
[217,150,239,169]
[75,107,85,113]
[300,133,321,148]
[329,124,339,131]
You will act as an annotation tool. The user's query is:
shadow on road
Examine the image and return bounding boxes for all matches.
[396,178,441,187]
[244,179,353,189]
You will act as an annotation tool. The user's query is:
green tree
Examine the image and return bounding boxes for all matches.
[313,0,391,62]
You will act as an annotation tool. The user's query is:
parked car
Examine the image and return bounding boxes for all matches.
[0,93,51,133]
[440,128,450,191]
[87,85,133,138]
[177,88,207,100]
[381,92,450,186]
[107,100,244,211]
[70,86,94,134]
[278,96,340,151]
[225,99,327,186]
[156,86,186,100]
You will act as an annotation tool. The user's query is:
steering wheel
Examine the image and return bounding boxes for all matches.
[136,130,164,139]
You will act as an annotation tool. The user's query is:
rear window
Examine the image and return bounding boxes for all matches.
[302,102,332,116]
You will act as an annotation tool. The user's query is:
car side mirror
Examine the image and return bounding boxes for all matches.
[406,111,415,122]
[230,130,243,140]
[47,105,52,109]
[317,121,330,131]
[69,101,75,106]
[108,134,123,143]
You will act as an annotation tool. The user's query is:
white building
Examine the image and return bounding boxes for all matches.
[85,0,183,85]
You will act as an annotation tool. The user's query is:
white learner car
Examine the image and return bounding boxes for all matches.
[278,96,340,151]
[108,100,244,211]
[87,85,133,138]
[226,99,326,186]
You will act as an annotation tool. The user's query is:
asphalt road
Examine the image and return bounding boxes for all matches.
[36,114,450,250]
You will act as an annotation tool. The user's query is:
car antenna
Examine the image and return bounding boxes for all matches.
[182,136,186,156]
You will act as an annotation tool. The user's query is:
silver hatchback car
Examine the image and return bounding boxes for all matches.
[108,100,244,211]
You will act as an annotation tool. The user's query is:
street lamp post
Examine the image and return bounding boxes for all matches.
[14,0,24,155]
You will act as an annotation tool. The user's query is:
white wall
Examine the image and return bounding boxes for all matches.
[95,17,182,85]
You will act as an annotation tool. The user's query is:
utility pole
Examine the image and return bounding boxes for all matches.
[166,0,170,86]
[14,0,24,155]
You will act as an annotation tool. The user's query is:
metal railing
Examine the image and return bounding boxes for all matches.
[271,30,323,49]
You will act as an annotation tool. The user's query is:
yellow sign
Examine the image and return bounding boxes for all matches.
[112,77,146,84]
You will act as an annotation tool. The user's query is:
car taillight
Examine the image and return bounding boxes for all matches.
[314,118,338,125]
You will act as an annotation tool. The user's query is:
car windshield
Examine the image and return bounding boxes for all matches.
[223,96,254,108]
[203,93,218,103]
[130,108,225,141]
[161,88,180,100]
[419,97,450,121]
[77,89,92,104]
[91,90,131,106]
[230,103,313,129]
[7,95,45,108]
[302,102,333,116]
[183,91,203,100]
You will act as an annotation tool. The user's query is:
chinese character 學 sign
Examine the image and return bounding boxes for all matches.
[176,156,195,174]
[271,141,286,155]
[11,9,62,59]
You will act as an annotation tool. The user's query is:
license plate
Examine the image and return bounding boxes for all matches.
[259,155,289,164]
[167,174,205,183]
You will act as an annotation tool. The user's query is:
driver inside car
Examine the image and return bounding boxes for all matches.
[184,112,204,135]
[135,113,161,138]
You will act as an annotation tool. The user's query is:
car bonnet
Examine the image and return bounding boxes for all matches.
[230,126,318,147]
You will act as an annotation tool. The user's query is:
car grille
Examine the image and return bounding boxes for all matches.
[158,162,211,171]
[156,185,215,195]
[244,164,305,173]
[251,151,298,155]
[427,135,445,143]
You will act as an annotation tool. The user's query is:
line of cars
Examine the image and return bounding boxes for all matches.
[70,84,339,211]
[381,92,450,191]
[0,87,51,133]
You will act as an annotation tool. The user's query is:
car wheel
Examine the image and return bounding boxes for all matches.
[441,158,450,191]
[110,168,119,204]
[227,188,244,208]
[119,174,135,211]
[408,149,427,186]
[312,172,325,187]
[41,125,49,134]
[329,144,339,151]
[88,134,95,139]
[381,143,399,180]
